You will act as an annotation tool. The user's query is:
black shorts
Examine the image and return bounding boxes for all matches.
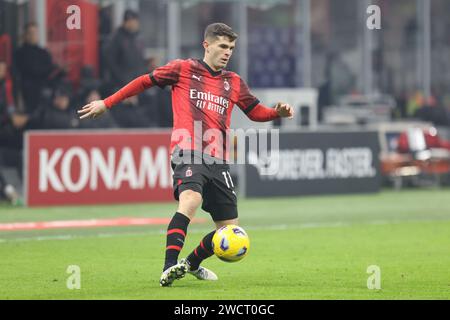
[171,151,238,222]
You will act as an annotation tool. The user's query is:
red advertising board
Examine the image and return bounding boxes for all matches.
[25,130,173,207]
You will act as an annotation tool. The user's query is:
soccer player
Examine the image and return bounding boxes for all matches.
[78,23,294,286]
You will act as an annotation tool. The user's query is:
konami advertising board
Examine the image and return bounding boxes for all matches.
[24,130,173,207]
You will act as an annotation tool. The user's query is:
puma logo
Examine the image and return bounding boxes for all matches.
[192,74,201,81]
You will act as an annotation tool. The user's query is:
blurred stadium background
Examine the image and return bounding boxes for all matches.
[0,0,449,299]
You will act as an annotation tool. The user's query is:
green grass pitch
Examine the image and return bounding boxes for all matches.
[0,189,449,300]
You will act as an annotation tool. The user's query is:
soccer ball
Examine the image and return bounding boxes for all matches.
[212,225,250,262]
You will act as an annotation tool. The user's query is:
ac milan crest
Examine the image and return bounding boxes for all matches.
[186,167,192,177]
[224,80,230,91]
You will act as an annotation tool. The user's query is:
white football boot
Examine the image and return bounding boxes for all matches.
[159,262,187,287]
[181,259,218,281]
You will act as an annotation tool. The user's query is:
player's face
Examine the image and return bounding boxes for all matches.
[204,36,235,71]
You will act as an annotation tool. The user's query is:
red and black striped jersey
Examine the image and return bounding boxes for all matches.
[104,58,279,161]
[150,58,261,160]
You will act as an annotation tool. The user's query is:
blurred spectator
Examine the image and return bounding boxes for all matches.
[104,10,146,91]
[406,91,423,117]
[414,105,450,127]
[0,60,26,148]
[39,85,79,130]
[14,22,65,114]
[152,88,173,128]
[78,65,102,96]
[77,86,118,129]
[317,80,331,123]
[139,56,173,128]
[393,92,407,119]
[0,60,15,128]
[109,95,151,128]
[0,60,23,204]
[408,91,450,126]
[75,65,118,129]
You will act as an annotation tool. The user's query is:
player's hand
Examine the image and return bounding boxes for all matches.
[275,102,294,119]
[78,100,107,120]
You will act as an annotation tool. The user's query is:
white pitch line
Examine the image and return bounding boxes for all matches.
[0,218,449,244]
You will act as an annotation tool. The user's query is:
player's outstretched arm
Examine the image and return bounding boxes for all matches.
[78,74,154,120]
[246,102,294,122]
[78,100,107,120]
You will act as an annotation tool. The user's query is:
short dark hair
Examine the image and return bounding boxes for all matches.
[123,9,139,22]
[53,84,72,99]
[24,22,37,31]
[204,23,238,42]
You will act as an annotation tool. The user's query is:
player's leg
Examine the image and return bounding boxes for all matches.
[160,157,207,286]
[183,164,238,280]
[163,189,202,271]
[185,218,239,270]
[183,217,238,279]
[160,188,202,287]
[183,230,215,273]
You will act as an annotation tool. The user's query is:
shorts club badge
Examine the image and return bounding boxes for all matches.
[185,167,193,177]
